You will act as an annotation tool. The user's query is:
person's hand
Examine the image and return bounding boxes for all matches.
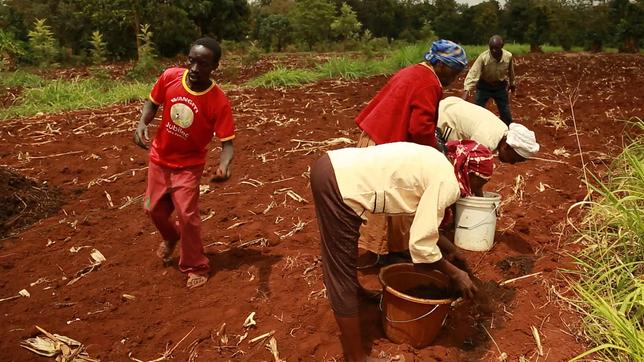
[445,247,466,265]
[133,120,149,149]
[461,90,470,100]
[508,85,516,93]
[451,270,478,299]
[211,165,231,182]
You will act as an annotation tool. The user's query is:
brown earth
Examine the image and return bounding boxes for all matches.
[0,167,62,238]
[0,52,642,361]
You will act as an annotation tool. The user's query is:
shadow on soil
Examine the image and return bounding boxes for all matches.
[206,247,282,297]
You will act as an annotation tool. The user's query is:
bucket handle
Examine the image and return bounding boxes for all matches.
[456,201,500,230]
[379,294,440,323]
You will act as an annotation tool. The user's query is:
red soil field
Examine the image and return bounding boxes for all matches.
[0,52,642,361]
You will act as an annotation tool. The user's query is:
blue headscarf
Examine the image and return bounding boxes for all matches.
[424,39,467,71]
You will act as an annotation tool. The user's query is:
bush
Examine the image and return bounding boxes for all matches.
[0,30,26,71]
[331,3,362,41]
[27,19,58,66]
[358,30,390,59]
[89,31,108,65]
[241,41,262,67]
[127,24,160,81]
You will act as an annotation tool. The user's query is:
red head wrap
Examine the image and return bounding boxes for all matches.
[446,140,494,197]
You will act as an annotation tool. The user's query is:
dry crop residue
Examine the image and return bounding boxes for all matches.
[0,52,642,361]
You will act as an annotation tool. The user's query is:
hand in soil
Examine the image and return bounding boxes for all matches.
[445,248,466,266]
[133,120,149,149]
[210,165,231,182]
[452,270,478,299]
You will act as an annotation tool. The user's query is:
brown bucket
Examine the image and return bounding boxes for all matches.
[378,263,454,348]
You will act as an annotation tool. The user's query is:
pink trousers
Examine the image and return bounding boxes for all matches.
[144,162,209,275]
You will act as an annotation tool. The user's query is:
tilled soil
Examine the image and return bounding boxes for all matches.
[0,167,62,238]
[0,52,642,361]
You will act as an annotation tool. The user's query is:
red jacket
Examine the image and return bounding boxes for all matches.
[356,63,442,147]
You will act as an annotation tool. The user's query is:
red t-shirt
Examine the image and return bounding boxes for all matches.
[356,63,442,147]
[148,68,235,169]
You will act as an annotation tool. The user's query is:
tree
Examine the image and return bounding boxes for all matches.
[543,0,581,51]
[331,3,362,40]
[466,1,502,45]
[128,23,159,80]
[611,0,643,52]
[289,0,336,49]
[250,0,295,51]
[504,0,551,52]
[0,2,28,41]
[432,0,465,42]
[256,14,291,51]
[351,0,399,39]
[146,3,199,57]
[573,0,612,51]
[0,29,26,70]
[88,30,107,65]
[27,18,57,65]
[184,0,251,41]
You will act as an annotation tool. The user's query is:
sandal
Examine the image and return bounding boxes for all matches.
[156,239,178,266]
[187,273,208,289]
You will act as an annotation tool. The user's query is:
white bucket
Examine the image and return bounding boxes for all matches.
[454,192,501,252]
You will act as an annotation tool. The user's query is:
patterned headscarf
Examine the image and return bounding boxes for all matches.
[446,140,494,197]
[424,39,468,71]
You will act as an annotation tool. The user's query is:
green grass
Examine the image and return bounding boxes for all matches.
[0,69,45,88]
[0,77,151,119]
[315,57,386,80]
[0,43,633,117]
[245,66,321,88]
[564,118,644,361]
[243,42,591,89]
[381,43,428,72]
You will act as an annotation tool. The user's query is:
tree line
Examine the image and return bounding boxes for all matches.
[0,0,642,66]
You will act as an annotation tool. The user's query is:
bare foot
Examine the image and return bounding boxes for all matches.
[156,239,177,266]
[187,273,208,289]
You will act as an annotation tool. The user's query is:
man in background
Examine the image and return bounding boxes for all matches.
[463,35,515,125]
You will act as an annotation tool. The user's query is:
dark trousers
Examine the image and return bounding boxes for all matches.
[310,154,364,316]
[475,81,513,125]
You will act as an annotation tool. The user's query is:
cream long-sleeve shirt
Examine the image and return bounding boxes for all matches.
[327,142,460,264]
[438,96,508,151]
[463,49,515,91]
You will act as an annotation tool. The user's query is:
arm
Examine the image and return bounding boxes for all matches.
[409,179,477,298]
[437,233,460,261]
[469,174,488,197]
[133,100,159,149]
[415,258,478,299]
[462,56,483,99]
[211,140,234,182]
[508,56,516,92]
[408,179,456,264]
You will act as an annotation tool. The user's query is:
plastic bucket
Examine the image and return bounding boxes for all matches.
[378,263,454,348]
[454,191,501,252]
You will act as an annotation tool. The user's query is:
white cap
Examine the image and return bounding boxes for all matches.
[506,123,539,158]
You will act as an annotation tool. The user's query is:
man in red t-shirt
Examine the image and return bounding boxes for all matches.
[355,39,468,264]
[133,37,235,289]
